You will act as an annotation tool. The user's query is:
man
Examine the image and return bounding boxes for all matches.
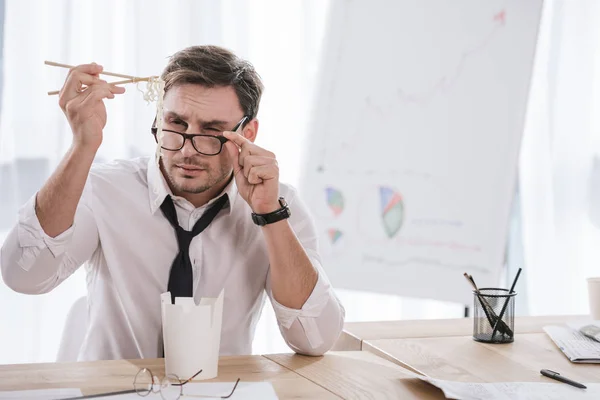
[0,45,345,361]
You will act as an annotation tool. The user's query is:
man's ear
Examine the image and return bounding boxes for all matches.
[242,119,259,143]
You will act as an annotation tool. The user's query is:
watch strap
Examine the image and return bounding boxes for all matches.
[251,197,291,226]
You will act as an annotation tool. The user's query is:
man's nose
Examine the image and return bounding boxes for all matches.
[179,137,197,158]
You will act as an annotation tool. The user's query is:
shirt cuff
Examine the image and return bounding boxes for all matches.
[270,262,332,348]
[17,193,75,268]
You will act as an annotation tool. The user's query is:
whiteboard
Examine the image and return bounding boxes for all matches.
[300,0,543,305]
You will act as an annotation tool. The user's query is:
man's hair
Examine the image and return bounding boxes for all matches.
[161,45,264,120]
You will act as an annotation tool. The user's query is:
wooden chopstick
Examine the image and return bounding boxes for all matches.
[45,61,154,96]
[45,60,140,80]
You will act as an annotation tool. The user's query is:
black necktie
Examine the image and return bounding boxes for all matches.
[160,194,229,304]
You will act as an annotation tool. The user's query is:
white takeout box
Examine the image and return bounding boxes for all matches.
[161,289,224,380]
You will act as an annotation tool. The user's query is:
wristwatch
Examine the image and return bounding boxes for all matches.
[251,197,291,226]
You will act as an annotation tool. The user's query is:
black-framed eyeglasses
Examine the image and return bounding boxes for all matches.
[56,368,240,400]
[151,116,249,156]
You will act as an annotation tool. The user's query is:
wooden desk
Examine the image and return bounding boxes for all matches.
[363,333,600,384]
[334,315,588,351]
[0,355,338,399]
[265,351,444,399]
[0,352,448,399]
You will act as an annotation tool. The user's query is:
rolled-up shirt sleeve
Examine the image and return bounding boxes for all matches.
[1,180,99,294]
[265,186,345,356]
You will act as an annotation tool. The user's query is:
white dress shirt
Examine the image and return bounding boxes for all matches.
[0,156,345,361]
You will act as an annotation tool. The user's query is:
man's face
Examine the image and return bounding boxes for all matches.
[158,84,246,196]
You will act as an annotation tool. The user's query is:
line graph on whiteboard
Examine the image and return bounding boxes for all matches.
[369,10,506,110]
[316,8,507,172]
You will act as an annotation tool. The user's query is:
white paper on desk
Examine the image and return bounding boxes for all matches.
[543,325,600,363]
[184,382,278,399]
[418,378,600,400]
[0,388,82,399]
[161,289,224,380]
[567,320,600,342]
[70,382,278,400]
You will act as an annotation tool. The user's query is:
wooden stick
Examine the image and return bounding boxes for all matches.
[45,60,139,80]
[109,77,151,85]
[47,76,153,96]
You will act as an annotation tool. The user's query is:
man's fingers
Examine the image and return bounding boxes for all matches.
[85,81,126,100]
[83,85,117,102]
[224,141,242,175]
[60,72,106,109]
[247,165,278,185]
[242,155,277,179]
[223,131,249,147]
[223,131,275,158]
[73,85,117,115]
[59,63,104,107]
[109,84,126,94]
[64,64,104,92]
[64,86,114,120]
[67,63,103,77]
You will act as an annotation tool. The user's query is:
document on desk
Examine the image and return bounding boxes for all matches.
[184,382,278,399]
[543,325,600,363]
[418,378,600,400]
[568,321,600,342]
[0,388,82,399]
[63,382,278,399]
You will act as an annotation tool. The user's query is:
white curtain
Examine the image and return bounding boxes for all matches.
[520,0,600,315]
[0,0,330,364]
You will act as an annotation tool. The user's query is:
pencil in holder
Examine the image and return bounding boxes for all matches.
[472,288,516,343]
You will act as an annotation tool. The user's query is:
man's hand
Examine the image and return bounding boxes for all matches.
[58,63,125,152]
[223,131,280,214]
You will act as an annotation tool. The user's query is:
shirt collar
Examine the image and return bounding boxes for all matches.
[147,157,239,216]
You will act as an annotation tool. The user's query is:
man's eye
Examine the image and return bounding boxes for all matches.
[206,127,220,132]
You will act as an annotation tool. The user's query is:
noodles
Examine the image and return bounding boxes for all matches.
[137,77,166,165]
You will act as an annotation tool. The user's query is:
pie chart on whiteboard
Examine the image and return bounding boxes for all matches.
[380,186,404,238]
[355,185,406,241]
